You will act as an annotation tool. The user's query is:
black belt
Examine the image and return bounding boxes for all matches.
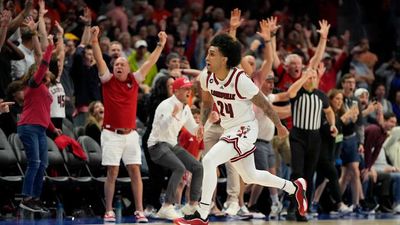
[343,132,356,139]
[256,139,270,144]
[105,127,133,135]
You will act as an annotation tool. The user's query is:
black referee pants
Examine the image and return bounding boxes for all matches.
[316,136,341,205]
[289,127,321,205]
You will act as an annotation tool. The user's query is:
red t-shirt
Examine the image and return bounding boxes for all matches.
[275,63,301,129]
[18,45,55,131]
[179,127,203,159]
[275,63,301,92]
[102,73,139,129]
[319,52,347,93]
[152,9,171,23]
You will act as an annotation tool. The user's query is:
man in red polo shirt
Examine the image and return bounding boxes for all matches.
[273,20,331,93]
[90,26,167,223]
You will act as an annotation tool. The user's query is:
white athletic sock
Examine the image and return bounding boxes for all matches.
[282,180,296,195]
[270,193,279,204]
[198,202,210,219]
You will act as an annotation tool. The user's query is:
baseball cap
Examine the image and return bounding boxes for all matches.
[135,40,148,49]
[64,33,80,41]
[266,73,274,80]
[175,40,186,47]
[354,88,369,98]
[96,15,108,23]
[264,71,277,82]
[173,77,192,91]
[351,46,363,55]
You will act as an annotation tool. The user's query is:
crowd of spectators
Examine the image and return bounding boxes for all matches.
[0,0,400,220]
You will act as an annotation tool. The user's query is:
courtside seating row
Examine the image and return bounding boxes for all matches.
[0,128,152,193]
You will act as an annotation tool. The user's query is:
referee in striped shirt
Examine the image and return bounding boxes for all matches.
[286,68,338,220]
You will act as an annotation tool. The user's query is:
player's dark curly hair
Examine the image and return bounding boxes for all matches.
[210,33,241,69]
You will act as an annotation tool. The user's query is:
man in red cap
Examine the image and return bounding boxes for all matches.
[147,77,204,220]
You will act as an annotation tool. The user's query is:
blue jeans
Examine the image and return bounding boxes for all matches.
[18,125,48,198]
[390,173,400,204]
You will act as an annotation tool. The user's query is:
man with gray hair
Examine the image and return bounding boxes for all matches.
[272,21,331,92]
[354,87,384,124]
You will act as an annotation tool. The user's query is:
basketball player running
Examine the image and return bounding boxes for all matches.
[174,33,307,225]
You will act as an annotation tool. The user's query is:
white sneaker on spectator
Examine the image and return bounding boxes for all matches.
[180,203,197,215]
[338,203,352,214]
[247,206,265,219]
[157,204,181,220]
[393,204,400,214]
[134,210,149,223]
[224,202,240,216]
[104,210,116,222]
[269,201,283,219]
[144,206,158,218]
[237,205,252,217]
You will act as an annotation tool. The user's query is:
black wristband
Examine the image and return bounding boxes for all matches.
[41,60,49,67]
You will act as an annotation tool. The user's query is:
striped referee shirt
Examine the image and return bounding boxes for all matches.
[290,87,329,130]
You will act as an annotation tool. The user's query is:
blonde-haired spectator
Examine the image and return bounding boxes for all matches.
[84,100,104,145]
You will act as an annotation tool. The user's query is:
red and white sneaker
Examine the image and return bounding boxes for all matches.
[104,210,116,222]
[135,210,149,223]
[174,211,208,225]
[293,178,308,216]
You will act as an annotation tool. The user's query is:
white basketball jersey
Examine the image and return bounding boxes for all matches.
[49,82,66,118]
[200,68,259,129]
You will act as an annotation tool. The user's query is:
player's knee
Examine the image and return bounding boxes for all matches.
[241,172,257,184]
